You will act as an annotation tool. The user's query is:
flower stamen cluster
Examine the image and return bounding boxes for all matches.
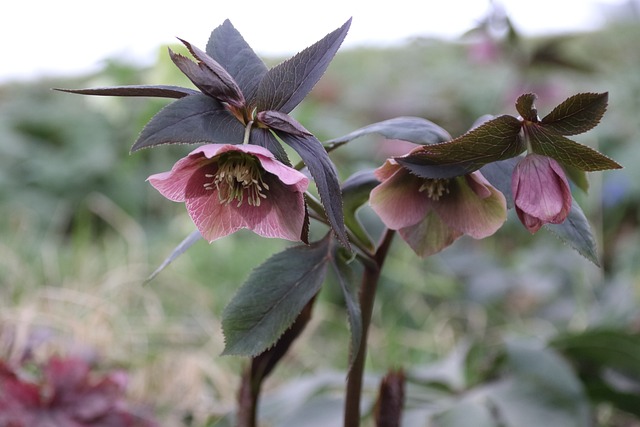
[418,178,450,200]
[203,153,270,207]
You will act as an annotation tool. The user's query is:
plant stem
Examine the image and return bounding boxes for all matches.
[343,228,395,427]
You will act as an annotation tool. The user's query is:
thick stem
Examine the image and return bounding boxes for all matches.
[343,229,395,427]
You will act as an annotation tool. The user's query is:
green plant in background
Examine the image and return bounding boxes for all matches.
[3,10,640,427]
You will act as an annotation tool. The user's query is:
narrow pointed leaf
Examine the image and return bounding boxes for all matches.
[250,127,290,165]
[169,42,244,107]
[55,85,199,99]
[541,92,608,136]
[397,115,525,179]
[132,94,245,151]
[206,19,268,101]
[257,110,312,137]
[145,230,202,283]
[341,170,379,251]
[515,93,539,122]
[255,18,351,114]
[545,197,600,266]
[331,246,362,370]
[326,116,451,149]
[526,123,622,171]
[278,132,349,248]
[222,236,332,356]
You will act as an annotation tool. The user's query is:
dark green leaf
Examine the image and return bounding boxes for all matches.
[278,132,349,248]
[222,236,332,356]
[544,197,600,266]
[206,19,268,102]
[255,19,351,114]
[331,246,362,370]
[145,230,202,283]
[55,85,199,99]
[479,157,520,209]
[341,170,379,251]
[325,116,451,148]
[526,123,622,171]
[170,39,245,107]
[541,92,607,136]
[397,115,525,179]
[564,165,589,193]
[515,93,539,122]
[131,94,244,151]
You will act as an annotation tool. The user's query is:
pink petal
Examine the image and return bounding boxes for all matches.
[370,166,431,230]
[433,172,507,239]
[398,210,463,257]
[511,154,572,233]
[147,153,211,202]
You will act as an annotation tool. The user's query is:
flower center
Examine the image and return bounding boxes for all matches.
[418,178,450,201]
[203,152,269,207]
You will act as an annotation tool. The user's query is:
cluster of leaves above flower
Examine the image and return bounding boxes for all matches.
[58,20,621,361]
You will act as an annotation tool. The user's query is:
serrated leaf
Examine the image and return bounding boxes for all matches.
[479,157,520,209]
[277,132,349,248]
[526,123,622,171]
[55,85,199,99]
[255,18,351,114]
[544,197,600,266]
[145,230,202,283]
[257,110,312,137]
[341,170,379,251]
[222,236,332,356]
[131,94,245,151]
[397,115,525,179]
[515,93,539,122]
[331,247,362,370]
[206,19,268,102]
[250,127,291,165]
[325,116,451,148]
[541,92,607,136]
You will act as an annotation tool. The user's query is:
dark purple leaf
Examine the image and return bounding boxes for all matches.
[326,116,451,147]
[249,127,291,165]
[397,115,525,179]
[206,19,268,102]
[479,157,520,209]
[341,170,379,250]
[222,235,332,356]
[54,85,199,99]
[515,93,539,122]
[255,18,351,114]
[541,92,608,136]
[257,110,312,136]
[131,94,245,152]
[171,38,245,107]
[525,123,622,171]
[277,131,349,248]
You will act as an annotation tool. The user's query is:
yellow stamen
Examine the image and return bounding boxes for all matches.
[203,152,269,207]
[418,178,450,201]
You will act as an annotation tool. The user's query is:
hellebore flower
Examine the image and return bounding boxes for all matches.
[57,19,352,246]
[370,159,507,257]
[511,153,572,233]
[148,144,309,242]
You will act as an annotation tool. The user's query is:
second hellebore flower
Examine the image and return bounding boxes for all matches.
[370,159,507,257]
[148,144,309,242]
[511,153,572,233]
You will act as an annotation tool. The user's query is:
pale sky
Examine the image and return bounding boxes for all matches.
[2,0,628,82]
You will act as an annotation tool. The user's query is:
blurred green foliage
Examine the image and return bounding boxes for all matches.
[1,16,640,426]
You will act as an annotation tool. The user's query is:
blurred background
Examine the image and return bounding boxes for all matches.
[1,1,640,425]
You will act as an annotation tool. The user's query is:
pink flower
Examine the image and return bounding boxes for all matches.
[369,159,507,257]
[148,144,309,242]
[511,154,572,233]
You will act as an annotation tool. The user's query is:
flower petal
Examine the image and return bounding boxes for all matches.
[398,210,463,257]
[433,172,507,239]
[147,151,213,202]
[369,166,431,230]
